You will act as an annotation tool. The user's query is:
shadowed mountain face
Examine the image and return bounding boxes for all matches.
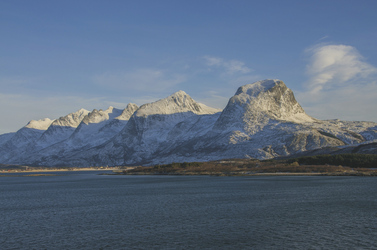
[1,79,377,167]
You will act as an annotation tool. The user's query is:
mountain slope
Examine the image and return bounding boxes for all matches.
[0,118,54,163]
[17,104,139,166]
[35,108,90,148]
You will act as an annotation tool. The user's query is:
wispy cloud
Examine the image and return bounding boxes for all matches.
[196,90,230,110]
[297,44,377,121]
[203,56,251,74]
[94,68,186,92]
[305,44,377,94]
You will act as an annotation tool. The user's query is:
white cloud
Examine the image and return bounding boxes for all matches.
[203,56,251,74]
[305,44,377,94]
[297,44,377,122]
[94,69,186,92]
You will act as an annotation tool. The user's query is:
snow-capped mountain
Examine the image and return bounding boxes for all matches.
[0,118,54,162]
[9,104,139,166]
[214,80,314,133]
[1,109,91,163]
[36,108,90,148]
[1,79,377,167]
[138,80,348,164]
[40,90,222,167]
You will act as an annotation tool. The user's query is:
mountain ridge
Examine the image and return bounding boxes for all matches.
[1,79,376,167]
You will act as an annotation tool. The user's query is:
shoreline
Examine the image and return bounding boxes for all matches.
[118,171,377,177]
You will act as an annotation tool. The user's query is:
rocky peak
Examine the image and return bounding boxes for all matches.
[25,118,54,131]
[115,103,139,121]
[235,79,280,97]
[81,106,123,125]
[235,79,308,119]
[52,108,90,128]
[215,79,314,132]
[135,90,207,118]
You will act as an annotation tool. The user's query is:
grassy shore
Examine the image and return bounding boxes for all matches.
[119,158,377,177]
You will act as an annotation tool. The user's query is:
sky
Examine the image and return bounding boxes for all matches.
[1,0,377,134]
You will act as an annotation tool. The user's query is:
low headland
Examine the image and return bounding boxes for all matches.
[119,154,377,176]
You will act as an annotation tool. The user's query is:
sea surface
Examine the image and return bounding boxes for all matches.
[1,171,377,249]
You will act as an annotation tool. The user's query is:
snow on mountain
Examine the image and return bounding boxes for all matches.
[1,79,377,167]
[25,118,54,130]
[0,118,54,163]
[50,91,221,167]
[135,90,220,118]
[15,104,139,166]
[214,79,314,133]
[124,90,220,142]
[57,105,136,150]
[114,91,220,150]
[42,106,123,152]
[139,80,376,165]
[98,103,139,133]
[142,80,341,164]
[0,110,89,164]
[78,91,222,166]
[187,80,353,160]
[36,108,90,147]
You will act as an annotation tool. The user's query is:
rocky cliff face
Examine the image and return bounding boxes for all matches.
[1,79,376,167]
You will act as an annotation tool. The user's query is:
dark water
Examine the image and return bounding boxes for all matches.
[1,172,377,249]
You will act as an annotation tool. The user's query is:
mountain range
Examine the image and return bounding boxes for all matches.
[1,79,377,167]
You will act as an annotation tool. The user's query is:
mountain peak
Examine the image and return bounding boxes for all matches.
[81,107,118,125]
[171,90,186,95]
[52,108,90,128]
[135,90,211,117]
[232,79,311,123]
[235,79,283,97]
[215,79,314,132]
[25,118,54,130]
[115,103,139,121]
[105,106,114,112]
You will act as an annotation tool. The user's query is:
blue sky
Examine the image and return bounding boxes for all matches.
[1,0,377,133]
